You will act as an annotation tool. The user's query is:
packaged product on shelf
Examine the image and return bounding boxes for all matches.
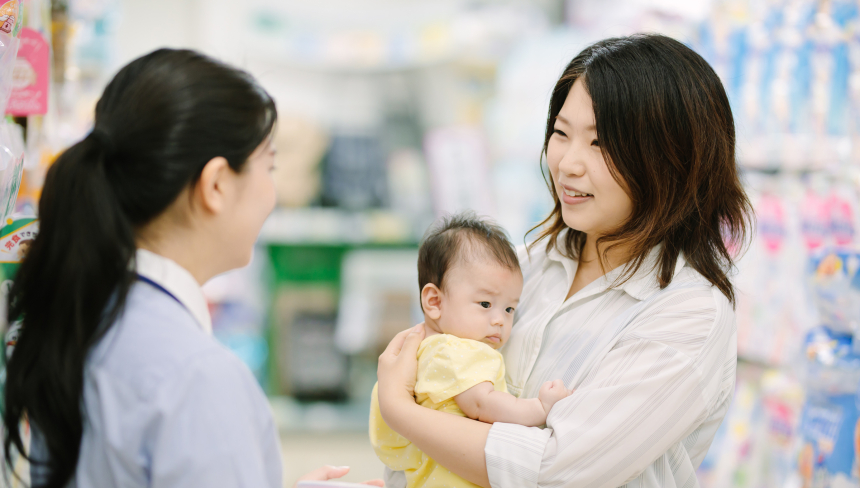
[801,189,830,252]
[850,27,860,157]
[826,184,858,247]
[0,216,37,488]
[0,121,25,222]
[7,26,49,116]
[423,125,494,218]
[1,216,39,348]
[693,0,858,172]
[272,116,328,208]
[0,0,25,227]
[809,250,860,336]
[697,364,807,488]
[759,370,807,488]
[797,327,860,488]
[0,0,22,105]
[736,176,818,366]
[697,364,768,488]
[320,135,388,210]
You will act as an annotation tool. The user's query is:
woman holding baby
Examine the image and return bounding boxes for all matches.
[376,34,752,488]
[1,32,749,488]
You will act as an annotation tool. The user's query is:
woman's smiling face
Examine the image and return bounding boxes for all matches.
[546,78,633,238]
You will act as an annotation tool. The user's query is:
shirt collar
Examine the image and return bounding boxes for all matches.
[545,230,687,301]
[545,228,570,264]
[617,246,687,301]
[134,249,212,334]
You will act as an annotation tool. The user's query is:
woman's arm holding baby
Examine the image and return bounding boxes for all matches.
[378,325,493,488]
[455,380,570,427]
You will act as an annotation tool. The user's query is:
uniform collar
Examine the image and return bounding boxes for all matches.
[545,230,687,301]
[134,249,213,334]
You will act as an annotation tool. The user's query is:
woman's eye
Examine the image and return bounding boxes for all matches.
[591,139,600,147]
[553,129,567,137]
[480,302,491,309]
[506,307,515,313]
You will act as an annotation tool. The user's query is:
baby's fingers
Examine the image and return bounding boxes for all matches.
[542,379,565,391]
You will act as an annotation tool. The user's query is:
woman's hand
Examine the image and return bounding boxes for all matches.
[375,324,491,487]
[376,324,425,424]
[294,465,384,487]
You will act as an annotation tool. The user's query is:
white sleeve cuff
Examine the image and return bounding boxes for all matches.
[484,422,552,488]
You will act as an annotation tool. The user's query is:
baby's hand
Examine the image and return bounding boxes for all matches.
[538,379,572,414]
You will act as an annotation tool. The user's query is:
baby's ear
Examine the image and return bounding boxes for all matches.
[421,283,443,320]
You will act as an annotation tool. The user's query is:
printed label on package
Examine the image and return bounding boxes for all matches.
[0,0,20,36]
[0,219,37,263]
[7,28,49,116]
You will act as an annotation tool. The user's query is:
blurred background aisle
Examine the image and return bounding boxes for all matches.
[2,0,860,486]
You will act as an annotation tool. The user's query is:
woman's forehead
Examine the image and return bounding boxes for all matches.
[559,80,596,128]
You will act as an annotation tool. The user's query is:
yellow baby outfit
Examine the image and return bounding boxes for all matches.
[370,333,507,488]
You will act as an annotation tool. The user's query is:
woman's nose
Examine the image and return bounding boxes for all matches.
[558,144,587,177]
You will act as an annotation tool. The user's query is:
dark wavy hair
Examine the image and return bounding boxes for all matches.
[419,212,520,296]
[528,34,753,304]
[3,49,277,487]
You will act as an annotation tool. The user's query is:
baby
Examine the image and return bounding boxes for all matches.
[369,213,572,488]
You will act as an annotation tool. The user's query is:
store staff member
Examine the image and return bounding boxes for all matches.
[2,49,378,488]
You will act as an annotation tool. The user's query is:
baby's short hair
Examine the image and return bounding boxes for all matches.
[418,212,521,294]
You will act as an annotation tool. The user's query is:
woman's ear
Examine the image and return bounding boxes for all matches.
[194,156,231,214]
[421,283,443,321]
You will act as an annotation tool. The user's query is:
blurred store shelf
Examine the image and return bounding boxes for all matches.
[736,134,853,174]
[261,209,421,401]
[259,207,420,246]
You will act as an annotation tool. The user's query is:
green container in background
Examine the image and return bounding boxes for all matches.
[264,242,417,399]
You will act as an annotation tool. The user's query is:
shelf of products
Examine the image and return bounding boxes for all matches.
[688,1,860,486]
[4,0,860,484]
[258,208,419,246]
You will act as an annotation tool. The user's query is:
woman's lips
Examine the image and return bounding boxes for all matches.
[560,185,593,205]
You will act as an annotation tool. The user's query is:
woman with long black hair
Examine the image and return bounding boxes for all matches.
[2,49,378,488]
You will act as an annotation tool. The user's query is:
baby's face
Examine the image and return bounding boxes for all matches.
[436,260,523,349]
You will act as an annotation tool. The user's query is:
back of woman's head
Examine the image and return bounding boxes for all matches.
[531,33,752,304]
[3,48,276,487]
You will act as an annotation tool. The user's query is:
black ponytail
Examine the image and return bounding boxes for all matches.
[2,49,277,487]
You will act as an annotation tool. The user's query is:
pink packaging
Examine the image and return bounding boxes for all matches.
[6,27,49,116]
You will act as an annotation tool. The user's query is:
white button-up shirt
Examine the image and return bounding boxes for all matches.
[483,235,737,488]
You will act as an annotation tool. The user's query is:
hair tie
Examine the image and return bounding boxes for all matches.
[89,127,117,156]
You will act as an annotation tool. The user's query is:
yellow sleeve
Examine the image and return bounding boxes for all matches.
[369,382,424,472]
[414,335,505,404]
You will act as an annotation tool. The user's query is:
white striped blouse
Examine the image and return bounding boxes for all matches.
[483,233,737,488]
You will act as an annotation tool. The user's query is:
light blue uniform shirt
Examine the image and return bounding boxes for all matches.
[31,250,283,487]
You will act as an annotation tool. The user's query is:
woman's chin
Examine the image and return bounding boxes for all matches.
[560,214,591,234]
